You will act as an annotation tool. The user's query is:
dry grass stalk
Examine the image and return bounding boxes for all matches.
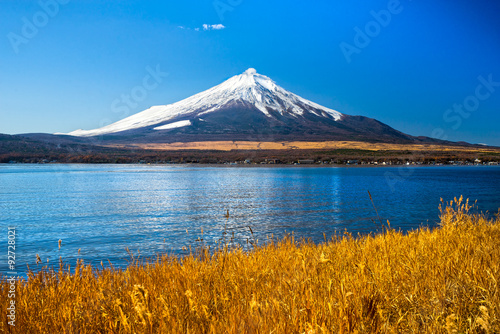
[1,198,499,333]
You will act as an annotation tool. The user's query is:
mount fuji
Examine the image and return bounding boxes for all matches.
[58,68,429,144]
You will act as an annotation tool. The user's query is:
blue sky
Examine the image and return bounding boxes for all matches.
[1,0,499,145]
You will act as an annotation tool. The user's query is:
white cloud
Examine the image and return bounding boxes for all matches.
[177,24,226,32]
[202,24,226,31]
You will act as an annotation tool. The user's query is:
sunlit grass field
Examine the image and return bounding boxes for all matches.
[107,140,500,153]
[1,197,499,333]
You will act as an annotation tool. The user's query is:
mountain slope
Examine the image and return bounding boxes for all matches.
[58,69,421,144]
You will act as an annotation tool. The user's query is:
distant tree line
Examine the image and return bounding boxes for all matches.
[2,134,498,164]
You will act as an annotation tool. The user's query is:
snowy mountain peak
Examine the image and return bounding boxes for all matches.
[63,68,343,137]
[222,68,276,92]
[244,68,257,75]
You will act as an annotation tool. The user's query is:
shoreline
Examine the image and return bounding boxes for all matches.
[1,162,499,168]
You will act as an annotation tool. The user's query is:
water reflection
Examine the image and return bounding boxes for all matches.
[0,164,499,275]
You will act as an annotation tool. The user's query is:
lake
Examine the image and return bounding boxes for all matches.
[1,164,499,275]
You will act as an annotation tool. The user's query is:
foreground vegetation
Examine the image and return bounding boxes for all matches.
[1,198,499,333]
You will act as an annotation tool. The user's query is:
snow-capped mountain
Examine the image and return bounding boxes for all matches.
[65,68,342,137]
[60,68,415,143]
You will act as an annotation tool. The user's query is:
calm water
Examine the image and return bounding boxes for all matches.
[1,164,499,275]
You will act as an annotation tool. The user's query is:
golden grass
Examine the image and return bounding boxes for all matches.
[1,197,499,333]
[106,140,500,152]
